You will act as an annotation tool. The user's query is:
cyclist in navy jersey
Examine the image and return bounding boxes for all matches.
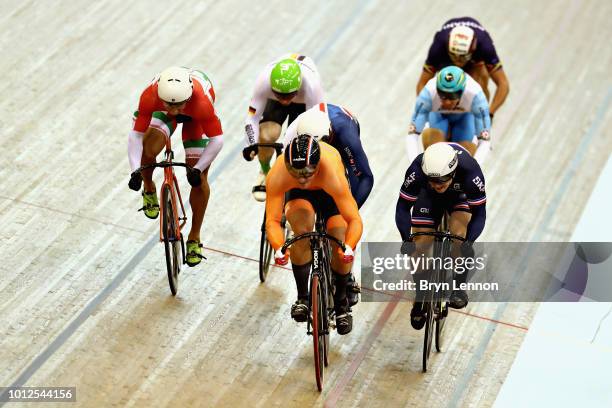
[416,17,509,119]
[284,103,374,208]
[396,142,486,329]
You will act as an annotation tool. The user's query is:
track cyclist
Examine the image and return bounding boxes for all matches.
[416,17,509,119]
[127,66,223,267]
[395,142,487,330]
[283,104,374,306]
[266,135,363,335]
[407,66,492,164]
[243,54,325,201]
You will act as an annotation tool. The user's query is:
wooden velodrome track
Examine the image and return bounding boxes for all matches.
[1,0,610,407]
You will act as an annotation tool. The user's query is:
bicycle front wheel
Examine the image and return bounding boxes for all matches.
[422,301,435,372]
[162,185,181,296]
[435,301,447,352]
[311,274,325,391]
[259,212,273,282]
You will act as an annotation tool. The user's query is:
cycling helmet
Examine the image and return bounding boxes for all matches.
[436,66,466,100]
[284,135,320,178]
[270,58,302,94]
[296,108,331,141]
[421,143,458,182]
[157,66,193,104]
[448,26,475,56]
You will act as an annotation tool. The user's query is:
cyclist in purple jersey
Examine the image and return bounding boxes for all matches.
[416,17,510,119]
[395,142,486,329]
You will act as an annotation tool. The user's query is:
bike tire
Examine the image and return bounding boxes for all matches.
[435,302,447,352]
[422,301,435,373]
[162,186,180,296]
[311,274,324,391]
[258,212,273,282]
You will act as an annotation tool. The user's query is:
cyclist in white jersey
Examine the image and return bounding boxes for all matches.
[243,54,325,201]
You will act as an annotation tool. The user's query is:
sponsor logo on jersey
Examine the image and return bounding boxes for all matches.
[472,176,485,192]
[403,171,416,188]
[420,208,429,214]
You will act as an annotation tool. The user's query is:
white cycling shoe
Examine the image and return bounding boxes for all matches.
[252,171,266,202]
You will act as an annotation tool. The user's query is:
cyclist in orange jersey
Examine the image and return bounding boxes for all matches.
[265,134,362,335]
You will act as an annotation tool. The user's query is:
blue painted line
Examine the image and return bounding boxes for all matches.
[0,2,372,402]
[446,87,612,408]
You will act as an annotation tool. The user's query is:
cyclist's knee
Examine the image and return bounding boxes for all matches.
[259,121,282,142]
[422,128,446,149]
[458,141,477,156]
[143,128,165,157]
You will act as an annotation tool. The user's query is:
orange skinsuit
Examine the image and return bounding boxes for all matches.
[265,143,363,251]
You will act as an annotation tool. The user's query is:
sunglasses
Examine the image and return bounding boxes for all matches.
[428,174,454,184]
[438,90,463,101]
[273,90,298,101]
[288,165,317,179]
[163,100,188,108]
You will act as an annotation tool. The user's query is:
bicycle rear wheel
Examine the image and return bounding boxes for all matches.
[311,274,325,391]
[162,185,181,296]
[259,212,273,282]
[422,301,435,373]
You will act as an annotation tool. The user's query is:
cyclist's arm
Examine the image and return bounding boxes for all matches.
[334,189,362,250]
[416,69,435,95]
[193,107,224,171]
[339,121,374,208]
[128,89,156,171]
[264,166,287,251]
[395,159,422,240]
[127,130,145,172]
[465,171,487,241]
[244,70,269,147]
[489,67,509,116]
[411,88,433,133]
[471,91,492,139]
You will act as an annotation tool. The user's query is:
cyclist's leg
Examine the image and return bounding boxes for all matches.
[182,122,212,266]
[449,113,477,156]
[447,194,473,308]
[410,190,443,329]
[422,113,449,150]
[285,190,316,321]
[258,99,293,169]
[141,111,177,192]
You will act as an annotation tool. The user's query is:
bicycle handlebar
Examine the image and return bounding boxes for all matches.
[408,231,467,242]
[281,231,346,254]
[135,162,192,172]
[243,142,284,158]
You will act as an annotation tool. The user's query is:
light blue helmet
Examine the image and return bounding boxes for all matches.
[436,66,466,99]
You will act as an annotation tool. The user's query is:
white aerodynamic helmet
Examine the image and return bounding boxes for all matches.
[448,26,475,56]
[296,108,331,141]
[157,66,193,103]
[422,143,458,179]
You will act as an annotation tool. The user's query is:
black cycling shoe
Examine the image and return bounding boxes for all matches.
[334,299,353,335]
[291,298,309,322]
[449,289,469,309]
[411,302,426,330]
[347,274,360,307]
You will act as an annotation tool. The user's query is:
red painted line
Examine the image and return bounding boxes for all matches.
[203,245,530,332]
[450,309,529,331]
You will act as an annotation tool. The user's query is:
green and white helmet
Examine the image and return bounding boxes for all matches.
[270,58,302,94]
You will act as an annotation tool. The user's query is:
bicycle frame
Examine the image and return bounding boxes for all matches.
[158,140,187,243]
[135,135,188,242]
